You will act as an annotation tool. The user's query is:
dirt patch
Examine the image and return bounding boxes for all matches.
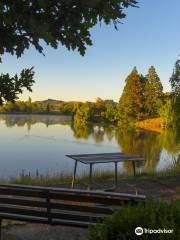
[56,175,180,201]
[2,224,87,240]
[92,175,180,201]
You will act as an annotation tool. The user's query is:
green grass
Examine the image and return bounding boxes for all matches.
[0,163,178,187]
[9,172,73,186]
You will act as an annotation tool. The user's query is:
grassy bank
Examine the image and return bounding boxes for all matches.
[136,117,163,132]
[1,163,178,187]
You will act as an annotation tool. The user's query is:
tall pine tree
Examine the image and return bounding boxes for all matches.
[169,59,180,126]
[170,59,180,95]
[119,67,144,120]
[144,66,163,116]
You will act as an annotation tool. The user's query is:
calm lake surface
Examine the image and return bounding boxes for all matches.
[0,114,179,178]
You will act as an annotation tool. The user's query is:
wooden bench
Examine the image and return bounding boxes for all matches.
[0,184,146,239]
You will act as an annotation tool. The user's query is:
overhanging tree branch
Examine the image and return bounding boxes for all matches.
[0,67,35,105]
[0,0,138,61]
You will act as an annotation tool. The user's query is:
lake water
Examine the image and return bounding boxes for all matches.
[0,114,179,178]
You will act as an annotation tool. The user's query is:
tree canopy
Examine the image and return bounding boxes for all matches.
[0,1,137,104]
[0,0,137,61]
[170,59,180,95]
[119,67,144,120]
[144,66,163,116]
[169,59,180,126]
[0,68,35,104]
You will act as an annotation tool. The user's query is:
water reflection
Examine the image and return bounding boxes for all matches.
[0,114,179,176]
[0,114,71,130]
[71,123,180,173]
[71,122,92,140]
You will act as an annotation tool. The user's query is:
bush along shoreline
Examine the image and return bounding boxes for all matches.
[87,200,180,240]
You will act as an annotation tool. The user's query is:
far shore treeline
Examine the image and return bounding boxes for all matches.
[1,61,180,130]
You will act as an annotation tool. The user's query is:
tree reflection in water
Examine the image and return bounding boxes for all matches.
[72,123,180,174]
[1,114,179,174]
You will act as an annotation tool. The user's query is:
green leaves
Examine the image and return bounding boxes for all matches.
[119,67,144,120]
[170,59,180,95]
[0,0,138,61]
[88,200,180,240]
[0,67,35,104]
[145,66,163,116]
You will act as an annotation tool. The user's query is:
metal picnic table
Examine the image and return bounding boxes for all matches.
[66,152,145,189]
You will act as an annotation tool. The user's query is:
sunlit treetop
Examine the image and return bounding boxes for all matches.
[170,59,180,95]
[0,0,138,61]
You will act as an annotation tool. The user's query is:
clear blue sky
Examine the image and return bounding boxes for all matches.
[1,0,180,102]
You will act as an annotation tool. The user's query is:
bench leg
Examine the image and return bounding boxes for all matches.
[71,160,78,188]
[132,161,136,177]
[88,163,93,190]
[0,219,2,240]
[114,162,118,188]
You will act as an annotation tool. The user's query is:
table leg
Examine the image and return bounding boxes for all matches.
[132,161,136,177]
[0,219,2,240]
[71,160,77,188]
[114,162,118,188]
[88,163,93,190]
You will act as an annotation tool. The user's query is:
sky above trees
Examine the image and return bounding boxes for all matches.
[1,0,180,102]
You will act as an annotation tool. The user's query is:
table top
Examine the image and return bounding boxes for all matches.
[66,152,144,164]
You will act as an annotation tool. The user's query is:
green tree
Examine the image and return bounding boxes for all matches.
[26,97,33,113]
[59,102,80,115]
[104,104,116,123]
[170,59,180,95]
[46,103,50,113]
[158,96,176,128]
[0,68,35,105]
[73,102,93,126]
[139,74,148,116]
[119,67,144,121]
[94,98,106,118]
[169,59,180,126]
[15,101,27,112]
[31,102,41,113]
[1,101,15,113]
[0,1,137,61]
[144,66,163,116]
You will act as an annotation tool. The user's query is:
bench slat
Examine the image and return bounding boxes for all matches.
[0,184,146,200]
[50,192,138,205]
[0,188,140,205]
[0,188,47,198]
[52,218,92,228]
[0,197,47,208]
[50,202,113,214]
[51,211,103,223]
[0,205,103,223]
[0,213,91,228]
[0,205,47,218]
[0,188,145,205]
[0,197,113,215]
[0,212,48,224]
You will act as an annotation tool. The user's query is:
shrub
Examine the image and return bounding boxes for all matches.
[87,200,180,240]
